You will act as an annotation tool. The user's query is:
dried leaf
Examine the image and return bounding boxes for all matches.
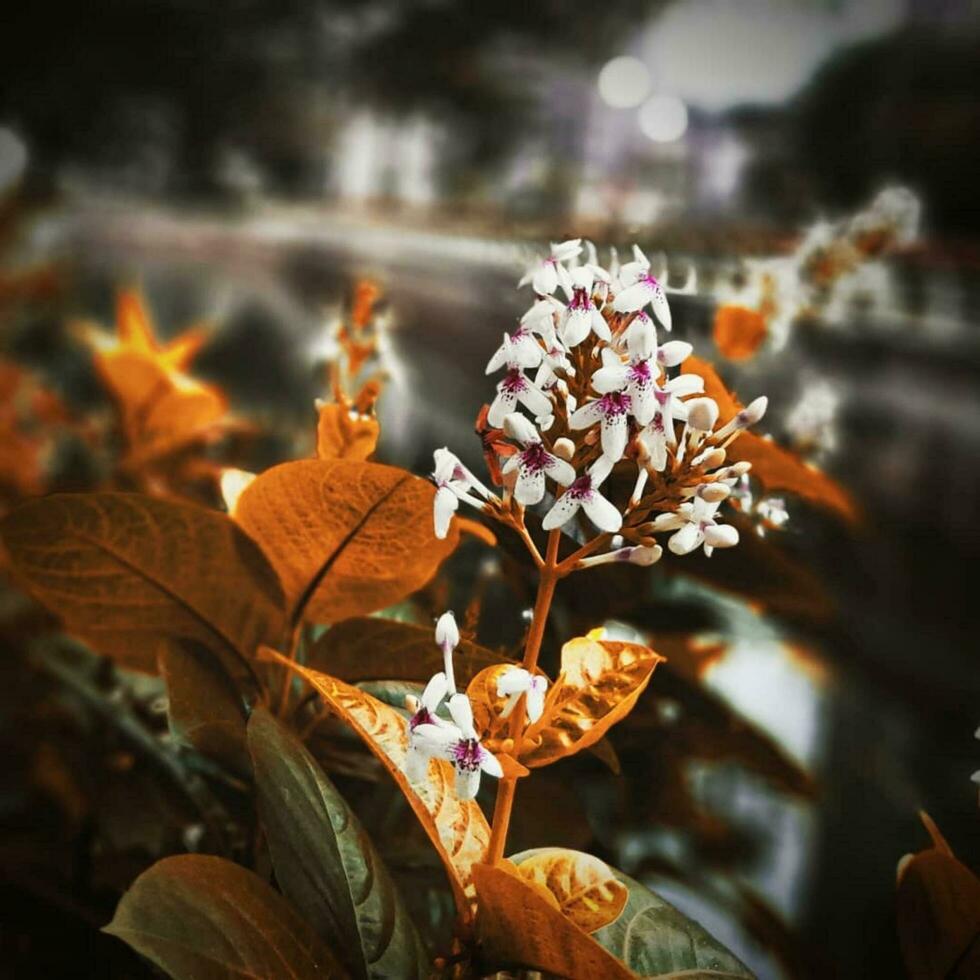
[520,635,664,768]
[261,649,490,923]
[316,402,379,461]
[472,861,636,979]
[713,305,768,362]
[682,356,857,522]
[584,864,755,978]
[0,493,285,672]
[309,617,508,687]
[159,638,249,774]
[234,460,457,626]
[897,816,980,980]
[515,848,628,933]
[247,708,428,979]
[103,854,347,979]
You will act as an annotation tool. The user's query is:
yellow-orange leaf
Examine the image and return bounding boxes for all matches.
[713,304,768,361]
[682,355,858,522]
[515,848,628,933]
[316,402,379,461]
[466,663,548,756]
[472,862,636,980]
[520,636,663,768]
[234,459,457,626]
[0,493,285,673]
[262,650,489,923]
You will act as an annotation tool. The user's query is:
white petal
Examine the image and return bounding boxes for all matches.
[501,453,520,475]
[533,261,558,296]
[601,412,629,461]
[434,486,459,539]
[455,766,482,800]
[591,307,611,341]
[612,280,649,313]
[569,400,604,430]
[497,666,532,697]
[479,749,504,779]
[448,693,476,739]
[628,315,657,359]
[543,456,576,487]
[552,238,583,261]
[542,493,581,530]
[582,491,623,533]
[487,389,518,428]
[421,672,449,710]
[526,679,547,723]
[562,308,592,347]
[504,412,538,445]
[517,383,553,419]
[666,374,705,397]
[588,454,614,488]
[412,722,460,756]
[485,343,510,375]
[514,465,546,506]
[649,283,672,330]
[591,364,630,394]
[644,429,668,471]
[657,340,692,367]
[630,383,656,427]
[668,522,702,555]
[703,523,739,549]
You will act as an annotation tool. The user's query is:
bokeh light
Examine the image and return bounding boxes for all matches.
[0,127,28,193]
[638,94,689,142]
[597,55,651,109]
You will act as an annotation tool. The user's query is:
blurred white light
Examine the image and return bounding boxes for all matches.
[0,127,28,193]
[396,118,435,206]
[597,56,651,109]
[638,95,688,143]
[335,113,381,201]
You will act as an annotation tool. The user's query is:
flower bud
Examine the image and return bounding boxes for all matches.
[737,396,768,428]
[552,437,575,461]
[627,544,663,566]
[697,482,730,503]
[503,412,538,444]
[730,461,752,477]
[434,611,459,652]
[685,397,719,432]
[692,447,726,470]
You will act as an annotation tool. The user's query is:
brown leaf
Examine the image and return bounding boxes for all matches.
[235,460,457,626]
[515,848,629,933]
[0,493,285,672]
[316,402,379,461]
[473,862,636,979]
[713,305,768,361]
[520,633,664,768]
[262,649,490,923]
[309,617,509,687]
[682,355,857,522]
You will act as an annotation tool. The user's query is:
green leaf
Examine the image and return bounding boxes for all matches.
[103,853,347,979]
[308,616,508,686]
[159,638,249,775]
[513,851,754,978]
[247,707,429,980]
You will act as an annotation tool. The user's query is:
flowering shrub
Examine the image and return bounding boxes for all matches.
[0,240,865,979]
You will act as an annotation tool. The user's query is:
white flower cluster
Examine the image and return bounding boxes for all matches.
[432,239,771,565]
[405,612,547,799]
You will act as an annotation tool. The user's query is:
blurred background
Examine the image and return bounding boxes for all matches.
[1,1,979,977]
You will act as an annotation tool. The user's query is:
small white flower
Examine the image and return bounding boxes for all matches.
[534,342,574,390]
[637,374,706,471]
[757,496,789,531]
[431,448,493,539]
[612,246,673,330]
[486,334,553,428]
[404,673,451,781]
[560,267,612,348]
[501,413,576,506]
[519,239,581,295]
[542,456,622,534]
[486,324,542,374]
[652,497,739,557]
[569,390,633,462]
[590,314,661,425]
[497,666,549,724]
[410,693,503,800]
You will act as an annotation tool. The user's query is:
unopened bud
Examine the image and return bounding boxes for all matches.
[693,447,726,470]
[434,611,459,651]
[686,397,719,432]
[627,544,663,566]
[697,482,730,503]
[730,461,752,477]
[553,437,575,461]
[703,524,739,549]
[737,396,768,428]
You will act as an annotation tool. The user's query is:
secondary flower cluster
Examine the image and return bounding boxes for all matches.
[404,612,547,799]
[432,239,772,565]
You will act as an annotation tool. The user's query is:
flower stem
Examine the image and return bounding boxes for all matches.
[486,528,561,864]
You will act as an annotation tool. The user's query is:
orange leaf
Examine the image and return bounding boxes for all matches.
[520,635,663,768]
[308,616,509,687]
[116,289,156,354]
[682,355,857,522]
[262,649,489,923]
[515,848,628,933]
[472,862,636,979]
[234,459,457,626]
[316,401,379,461]
[0,493,285,673]
[713,305,768,361]
[455,516,498,548]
